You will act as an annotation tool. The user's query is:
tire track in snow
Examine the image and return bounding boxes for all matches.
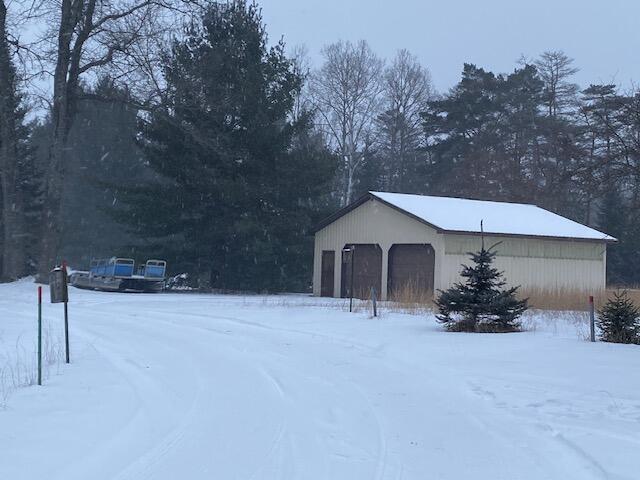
[71,325,203,480]
[536,424,610,480]
[72,307,299,480]
[245,366,291,480]
[462,379,613,479]
[171,312,395,479]
[118,304,547,480]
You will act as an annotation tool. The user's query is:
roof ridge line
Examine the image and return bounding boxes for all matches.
[368,191,536,208]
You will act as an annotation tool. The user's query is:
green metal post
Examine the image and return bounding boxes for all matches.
[64,301,70,363]
[37,286,42,386]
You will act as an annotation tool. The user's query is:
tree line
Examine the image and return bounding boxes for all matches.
[1,0,639,290]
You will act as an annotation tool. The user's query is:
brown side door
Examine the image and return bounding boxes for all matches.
[388,244,435,299]
[320,251,335,297]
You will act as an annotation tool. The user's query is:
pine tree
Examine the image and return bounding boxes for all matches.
[597,291,640,344]
[597,188,640,286]
[16,118,42,274]
[62,79,145,266]
[0,2,28,280]
[435,238,528,332]
[117,1,336,291]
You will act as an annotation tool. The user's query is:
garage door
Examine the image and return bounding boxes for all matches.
[388,244,435,299]
[341,244,382,300]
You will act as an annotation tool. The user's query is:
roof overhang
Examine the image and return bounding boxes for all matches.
[314,192,444,234]
[439,229,618,244]
[313,193,373,233]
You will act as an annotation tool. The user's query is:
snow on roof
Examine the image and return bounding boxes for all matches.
[370,191,616,242]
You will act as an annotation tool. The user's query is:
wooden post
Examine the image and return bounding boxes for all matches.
[37,286,42,386]
[371,286,377,317]
[589,295,596,342]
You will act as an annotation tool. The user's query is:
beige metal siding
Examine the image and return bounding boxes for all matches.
[313,198,444,299]
[441,234,607,292]
[314,199,608,298]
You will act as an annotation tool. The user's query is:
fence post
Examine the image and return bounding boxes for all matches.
[64,301,70,363]
[62,260,70,363]
[589,295,595,342]
[371,286,377,317]
[37,286,42,386]
[349,247,355,313]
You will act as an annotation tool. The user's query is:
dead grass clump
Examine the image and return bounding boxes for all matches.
[0,327,64,408]
[387,283,434,314]
[337,284,435,315]
[333,285,640,317]
[340,297,375,314]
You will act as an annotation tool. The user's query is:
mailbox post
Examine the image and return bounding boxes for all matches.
[50,265,70,363]
[37,286,42,385]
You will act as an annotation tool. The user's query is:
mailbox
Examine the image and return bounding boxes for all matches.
[49,266,69,304]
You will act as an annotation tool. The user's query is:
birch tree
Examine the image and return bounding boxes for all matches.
[376,49,433,191]
[311,40,383,206]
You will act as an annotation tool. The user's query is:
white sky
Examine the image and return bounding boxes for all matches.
[258,0,640,93]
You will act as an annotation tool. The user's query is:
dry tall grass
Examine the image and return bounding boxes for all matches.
[0,327,64,407]
[519,288,640,311]
[387,283,435,314]
[376,285,640,313]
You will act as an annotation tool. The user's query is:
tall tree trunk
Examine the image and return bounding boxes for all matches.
[35,0,76,280]
[38,111,72,279]
[36,141,66,279]
[0,1,26,281]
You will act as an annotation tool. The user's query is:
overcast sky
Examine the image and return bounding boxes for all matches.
[258,0,639,93]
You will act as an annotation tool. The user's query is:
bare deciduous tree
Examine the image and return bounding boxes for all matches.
[289,44,312,122]
[376,49,433,191]
[32,0,189,278]
[535,50,579,117]
[311,40,383,206]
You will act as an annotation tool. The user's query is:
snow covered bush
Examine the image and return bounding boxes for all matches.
[435,242,528,332]
[597,291,640,344]
[165,273,194,291]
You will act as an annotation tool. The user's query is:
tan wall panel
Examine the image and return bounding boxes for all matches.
[313,198,444,299]
[444,234,604,260]
[441,252,606,292]
[442,234,606,291]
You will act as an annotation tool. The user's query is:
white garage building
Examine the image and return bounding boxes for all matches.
[313,192,616,300]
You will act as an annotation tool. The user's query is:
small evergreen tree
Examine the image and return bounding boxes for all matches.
[597,291,640,344]
[435,239,528,332]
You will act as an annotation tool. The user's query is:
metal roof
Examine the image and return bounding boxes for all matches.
[316,192,617,243]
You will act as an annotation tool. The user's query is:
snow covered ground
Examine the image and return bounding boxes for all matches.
[1,280,639,480]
